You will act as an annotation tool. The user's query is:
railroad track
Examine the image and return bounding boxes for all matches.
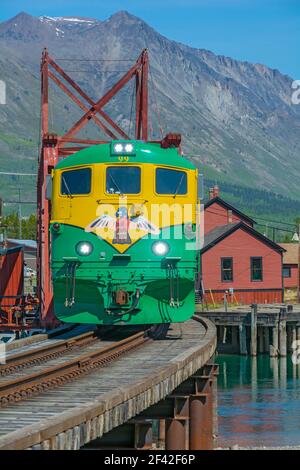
[0,330,99,377]
[0,331,149,407]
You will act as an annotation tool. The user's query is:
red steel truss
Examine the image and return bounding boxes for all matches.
[37,48,149,326]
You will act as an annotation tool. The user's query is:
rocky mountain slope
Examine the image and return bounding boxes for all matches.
[0,11,299,205]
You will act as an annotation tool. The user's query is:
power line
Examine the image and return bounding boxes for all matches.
[4,201,35,205]
[0,172,36,177]
[253,216,296,227]
[205,207,297,230]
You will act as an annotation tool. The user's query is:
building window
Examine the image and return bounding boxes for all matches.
[61,168,91,195]
[283,267,291,278]
[251,257,263,282]
[156,168,187,195]
[221,257,233,282]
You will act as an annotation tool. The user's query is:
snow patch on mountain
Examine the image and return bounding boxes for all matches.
[40,16,97,25]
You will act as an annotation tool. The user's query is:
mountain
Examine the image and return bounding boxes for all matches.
[0,10,300,213]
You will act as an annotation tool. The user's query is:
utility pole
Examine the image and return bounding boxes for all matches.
[0,197,3,244]
[298,224,300,303]
[18,188,22,240]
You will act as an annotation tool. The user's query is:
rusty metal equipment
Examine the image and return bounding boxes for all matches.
[0,241,40,332]
[37,49,150,327]
[113,289,130,306]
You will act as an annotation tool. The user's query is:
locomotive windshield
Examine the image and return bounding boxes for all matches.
[61,168,91,195]
[156,168,187,195]
[106,166,141,194]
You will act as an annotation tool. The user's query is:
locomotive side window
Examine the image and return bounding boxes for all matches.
[61,168,91,195]
[156,168,187,195]
[106,166,141,194]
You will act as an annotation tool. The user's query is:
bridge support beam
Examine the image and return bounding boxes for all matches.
[165,418,187,450]
[81,364,218,451]
[82,420,153,450]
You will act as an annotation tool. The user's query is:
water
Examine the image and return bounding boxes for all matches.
[216,354,300,448]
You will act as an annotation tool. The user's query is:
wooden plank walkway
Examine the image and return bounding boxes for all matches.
[0,318,216,450]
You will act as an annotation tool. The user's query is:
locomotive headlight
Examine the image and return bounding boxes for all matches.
[76,241,93,256]
[113,143,124,153]
[111,142,136,156]
[125,143,134,153]
[152,241,170,256]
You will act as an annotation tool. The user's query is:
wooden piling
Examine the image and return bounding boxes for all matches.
[270,324,279,357]
[258,326,264,354]
[239,323,247,355]
[292,326,297,351]
[250,304,257,356]
[263,327,270,354]
[279,320,287,357]
[222,326,227,344]
[232,326,239,353]
[280,357,287,389]
[287,326,293,353]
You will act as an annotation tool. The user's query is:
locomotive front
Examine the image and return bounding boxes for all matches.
[50,140,199,330]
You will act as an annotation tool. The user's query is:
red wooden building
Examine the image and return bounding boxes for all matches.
[279,243,298,297]
[201,187,285,305]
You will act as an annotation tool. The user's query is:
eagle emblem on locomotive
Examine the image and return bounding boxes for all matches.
[86,205,160,245]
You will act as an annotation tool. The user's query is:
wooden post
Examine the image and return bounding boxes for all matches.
[270,357,279,387]
[239,323,247,355]
[250,304,257,356]
[287,326,292,354]
[251,356,258,401]
[258,326,264,354]
[270,324,279,357]
[263,327,270,354]
[222,326,227,344]
[280,357,287,389]
[232,326,239,353]
[279,320,287,357]
[292,326,297,352]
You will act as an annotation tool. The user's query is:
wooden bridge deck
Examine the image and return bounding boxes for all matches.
[0,318,216,450]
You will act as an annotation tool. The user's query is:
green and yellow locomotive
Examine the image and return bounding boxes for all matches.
[50,137,200,335]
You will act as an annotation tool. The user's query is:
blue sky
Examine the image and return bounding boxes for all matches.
[0,0,299,78]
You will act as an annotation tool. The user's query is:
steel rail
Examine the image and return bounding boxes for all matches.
[0,331,149,407]
[0,330,98,377]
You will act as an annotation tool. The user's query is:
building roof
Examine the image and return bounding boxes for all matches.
[202,221,285,254]
[204,196,256,225]
[203,222,240,249]
[279,243,298,265]
[8,239,37,251]
[0,245,23,256]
